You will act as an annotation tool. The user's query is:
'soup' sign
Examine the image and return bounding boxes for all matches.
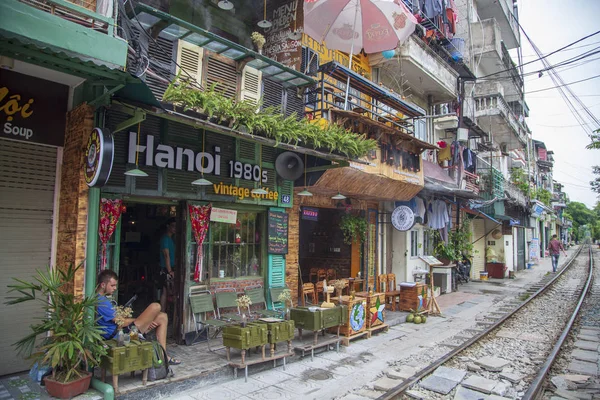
[1,70,68,146]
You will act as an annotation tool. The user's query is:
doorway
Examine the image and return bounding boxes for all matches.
[115,202,181,336]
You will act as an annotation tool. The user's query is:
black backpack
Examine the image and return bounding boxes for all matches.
[147,341,172,381]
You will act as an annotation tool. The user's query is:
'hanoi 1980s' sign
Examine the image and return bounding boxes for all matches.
[128,132,269,184]
[1,69,68,147]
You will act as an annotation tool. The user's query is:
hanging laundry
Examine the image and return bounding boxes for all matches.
[423,0,443,19]
[439,226,448,244]
[428,200,449,230]
[446,0,458,34]
[415,197,426,221]
[438,145,452,162]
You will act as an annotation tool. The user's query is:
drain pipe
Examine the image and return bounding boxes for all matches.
[85,107,114,400]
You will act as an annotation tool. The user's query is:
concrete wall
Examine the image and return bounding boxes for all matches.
[471,19,502,64]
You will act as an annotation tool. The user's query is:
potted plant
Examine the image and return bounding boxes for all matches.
[251,32,266,54]
[433,220,475,265]
[6,265,107,399]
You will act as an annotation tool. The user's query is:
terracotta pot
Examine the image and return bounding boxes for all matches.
[44,371,92,399]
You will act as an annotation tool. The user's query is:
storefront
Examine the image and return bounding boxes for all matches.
[95,106,296,343]
[0,69,69,375]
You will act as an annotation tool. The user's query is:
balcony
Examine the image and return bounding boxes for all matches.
[471,82,527,150]
[471,19,522,99]
[1,0,127,73]
[475,0,520,49]
[369,34,459,103]
[504,180,528,208]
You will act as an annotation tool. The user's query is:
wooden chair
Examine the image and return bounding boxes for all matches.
[384,273,402,312]
[376,274,388,294]
[301,283,317,306]
[317,268,327,281]
[309,267,318,282]
[315,281,324,302]
[326,268,336,281]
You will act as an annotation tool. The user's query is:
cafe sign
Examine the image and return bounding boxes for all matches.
[1,69,68,146]
[84,128,114,187]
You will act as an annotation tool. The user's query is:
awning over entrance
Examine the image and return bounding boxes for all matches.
[130,3,314,88]
[463,208,502,225]
[307,166,423,202]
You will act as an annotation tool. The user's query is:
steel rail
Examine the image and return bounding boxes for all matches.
[377,245,585,400]
[522,245,594,400]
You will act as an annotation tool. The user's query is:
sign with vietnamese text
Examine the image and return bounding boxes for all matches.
[301,207,319,221]
[210,207,237,224]
[268,211,288,254]
[1,69,68,146]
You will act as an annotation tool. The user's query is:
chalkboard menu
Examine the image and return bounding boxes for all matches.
[264,0,303,71]
[268,211,289,254]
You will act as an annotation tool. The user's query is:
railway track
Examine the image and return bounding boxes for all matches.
[375,245,594,400]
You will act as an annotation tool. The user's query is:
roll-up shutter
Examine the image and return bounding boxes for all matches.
[471,218,486,279]
[0,139,57,375]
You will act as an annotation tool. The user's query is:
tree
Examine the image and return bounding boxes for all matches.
[565,202,597,242]
[591,166,600,195]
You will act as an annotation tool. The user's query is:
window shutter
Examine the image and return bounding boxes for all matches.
[267,207,287,309]
[176,40,203,86]
[262,79,283,111]
[240,65,262,105]
[146,35,174,100]
[206,54,237,98]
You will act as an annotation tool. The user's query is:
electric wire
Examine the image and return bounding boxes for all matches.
[523,74,600,95]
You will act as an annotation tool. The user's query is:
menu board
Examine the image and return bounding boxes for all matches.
[268,211,289,254]
[264,0,303,71]
[419,256,444,266]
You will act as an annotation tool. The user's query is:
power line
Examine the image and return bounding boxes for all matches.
[520,40,600,58]
[524,74,600,95]
[477,30,600,80]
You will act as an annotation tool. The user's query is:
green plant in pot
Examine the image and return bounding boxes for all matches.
[433,220,475,265]
[6,264,107,399]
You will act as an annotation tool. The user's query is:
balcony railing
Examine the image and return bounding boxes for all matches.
[20,0,116,36]
[443,166,480,195]
[505,180,528,207]
[474,94,527,144]
[500,41,523,95]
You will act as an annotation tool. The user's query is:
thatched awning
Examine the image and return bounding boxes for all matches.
[306,165,423,202]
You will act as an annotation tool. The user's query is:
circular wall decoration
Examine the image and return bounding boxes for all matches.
[491,229,502,240]
[350,302,366,333]
[391,205,415,231]
[84,128,114,187]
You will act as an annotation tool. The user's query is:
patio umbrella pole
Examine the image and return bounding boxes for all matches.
[343,1,360,111]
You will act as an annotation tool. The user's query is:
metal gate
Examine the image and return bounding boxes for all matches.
[0,139,58,376]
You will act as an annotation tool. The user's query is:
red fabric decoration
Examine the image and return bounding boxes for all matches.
[437,140,448,148]
[189,204,212,282]
[99,199,125,270]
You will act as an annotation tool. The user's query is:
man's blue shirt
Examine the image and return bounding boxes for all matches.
[97,294,117,339]
[159,234,175,270]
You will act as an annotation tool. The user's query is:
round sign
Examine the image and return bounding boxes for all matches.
[391,205,415,231]
[84,128,114,187]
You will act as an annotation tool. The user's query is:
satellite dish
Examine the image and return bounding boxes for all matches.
[275,152,304,181]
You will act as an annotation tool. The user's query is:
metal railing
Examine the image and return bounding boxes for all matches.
[474,94,527,145]
[20,0,116,36]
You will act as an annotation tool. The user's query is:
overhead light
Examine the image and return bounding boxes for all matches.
[288,30,302,40]
[193,130,212,186]
[192,177,212,186]
[251,187,268,195]
[217,0,234,10]
[331,192,346,200]
[124,168,149,177]
[125,123,148,177]
[257,20,272,28]
[297,188,313,196]
[257,0,271,28]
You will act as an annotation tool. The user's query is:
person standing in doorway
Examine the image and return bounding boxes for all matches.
[547,234,567,273]
[160,217,176,312]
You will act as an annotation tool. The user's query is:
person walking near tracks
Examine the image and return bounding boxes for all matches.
[547,234,567,273]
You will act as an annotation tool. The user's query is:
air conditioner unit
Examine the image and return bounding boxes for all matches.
[457,127,468,142]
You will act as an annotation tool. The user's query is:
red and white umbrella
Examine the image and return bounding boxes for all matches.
[303,0,417,55]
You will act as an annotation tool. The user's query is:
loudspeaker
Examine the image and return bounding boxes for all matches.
[275,152,304,181]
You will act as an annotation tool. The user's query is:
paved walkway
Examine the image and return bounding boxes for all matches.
[152,248,577,400]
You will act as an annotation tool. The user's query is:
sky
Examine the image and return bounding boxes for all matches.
[516,0,600,209]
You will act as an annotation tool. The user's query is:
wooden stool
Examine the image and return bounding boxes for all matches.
[315,281,324,301]
[301,283,317,306]
[384,273,402,311]
[317,268,327,282]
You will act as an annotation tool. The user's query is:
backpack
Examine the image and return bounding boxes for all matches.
[147,341,172,381]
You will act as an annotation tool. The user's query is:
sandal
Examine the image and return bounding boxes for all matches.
[168,357,182,365]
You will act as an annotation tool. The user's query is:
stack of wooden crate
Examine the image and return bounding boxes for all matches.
[398,283,428,312]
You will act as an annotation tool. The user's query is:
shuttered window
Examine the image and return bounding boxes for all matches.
[176,40,203,88]
[262,79,283,111]
[205,54,237,98]
[147,35,174,100]
[240,66,262,105]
